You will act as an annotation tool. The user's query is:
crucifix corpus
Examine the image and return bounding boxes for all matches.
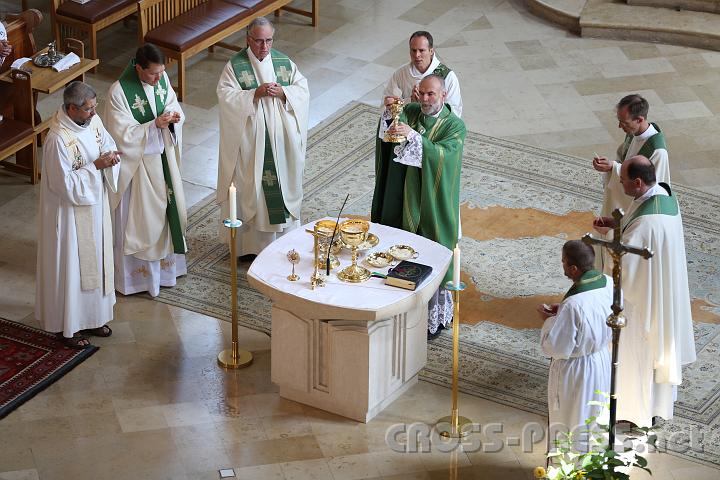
[582,208,653,450]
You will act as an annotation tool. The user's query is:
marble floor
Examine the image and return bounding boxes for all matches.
[1,0,720,478]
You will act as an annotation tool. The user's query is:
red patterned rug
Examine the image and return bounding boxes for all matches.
[0,318,99,419]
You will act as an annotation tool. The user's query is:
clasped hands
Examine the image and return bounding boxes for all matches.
[0,40,12,58]
[93,151,121,170]
[154,111,181,129]
[255,82,285,102]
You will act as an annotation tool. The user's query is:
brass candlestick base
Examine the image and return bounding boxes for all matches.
[435,280,473,438]
[218,219,253,370]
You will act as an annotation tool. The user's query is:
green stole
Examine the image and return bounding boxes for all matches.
[230,48,293,225]
[622,184,678,233]
[620,123,666,161]
[564,269,606,299]
[432,63,451,79]
[371,103,465,283]
[119,60,185,254]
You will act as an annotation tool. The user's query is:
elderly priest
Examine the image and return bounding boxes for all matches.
[36,82,120,349]
[372,74,465,337]
[216,17,309,260]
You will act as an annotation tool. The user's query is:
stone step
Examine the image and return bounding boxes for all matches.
[580,0,720,51]
[627,0,720,14]
[526,0,588,33]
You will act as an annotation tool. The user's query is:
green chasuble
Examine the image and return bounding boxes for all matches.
[371,103,466,284]
[119,59,186,254]
[622,183,678,233]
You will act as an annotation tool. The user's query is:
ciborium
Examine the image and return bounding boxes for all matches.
[337,219,371,283]
[383,98,406,143]
[314,219,341,270]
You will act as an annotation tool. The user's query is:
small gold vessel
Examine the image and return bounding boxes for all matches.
[314,219,341,270]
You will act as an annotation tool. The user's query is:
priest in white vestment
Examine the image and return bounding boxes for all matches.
[382,31,462,117]
[538,240,612,451]
[105,44,187,297]
[592,156,696,427]
[593,94,669,218]
[217,18,309,258]
[36,82,120,349]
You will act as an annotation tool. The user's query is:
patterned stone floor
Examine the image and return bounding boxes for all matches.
[1,0,719,478]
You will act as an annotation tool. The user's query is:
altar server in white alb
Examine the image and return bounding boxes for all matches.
[592,155,696,427]
[593,94,669,217]
[383,31,462,117]
[538,240,612,450]
[217,18,309,260]
[36,81,121,349]
[105,43,187,297]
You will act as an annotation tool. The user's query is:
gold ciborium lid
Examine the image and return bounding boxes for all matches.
[337,219,371,283]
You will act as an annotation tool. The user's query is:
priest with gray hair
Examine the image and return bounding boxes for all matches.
[36,81,121,349]
[216,17,309,260]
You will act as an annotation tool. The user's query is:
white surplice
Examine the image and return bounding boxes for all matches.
[36,108,119,337]
[541,276,613,450]
[105,72,187,296]
[216,49,309,256]
[600,124,669,217]
[382,55,463,117]
[614,184,696,426]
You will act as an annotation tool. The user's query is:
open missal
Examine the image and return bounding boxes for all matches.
[385,260,433,291]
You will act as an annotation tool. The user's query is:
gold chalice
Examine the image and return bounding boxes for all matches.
[337,219,371,283]
[383,98,406,143]
[314,219,341,270]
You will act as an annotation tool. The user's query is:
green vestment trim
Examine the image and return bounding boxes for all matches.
[230,48,293,224]
[371,103,466,283]
[119,60,186,254]
[620,123,666,161]
[432,63,451,79]
[564,269,607,299]
[622,187,679,233]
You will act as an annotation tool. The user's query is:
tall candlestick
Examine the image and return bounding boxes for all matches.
[453,245,461,287]
[229,183,237,222]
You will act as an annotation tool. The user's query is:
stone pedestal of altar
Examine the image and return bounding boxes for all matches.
[246,220,452,422]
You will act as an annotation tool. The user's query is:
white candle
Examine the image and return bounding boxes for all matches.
[229,183,237,222]
[453,245,461,287]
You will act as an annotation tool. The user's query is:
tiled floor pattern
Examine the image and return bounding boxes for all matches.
[1,0,719,478]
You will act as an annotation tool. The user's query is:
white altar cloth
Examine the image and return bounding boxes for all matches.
[247,219,452,421]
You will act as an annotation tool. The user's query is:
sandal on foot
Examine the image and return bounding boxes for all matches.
[79,325,112,337]
[57,333,91,350]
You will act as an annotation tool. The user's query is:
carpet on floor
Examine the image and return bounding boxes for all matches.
[155,101,720,466]
[0,318,99,419]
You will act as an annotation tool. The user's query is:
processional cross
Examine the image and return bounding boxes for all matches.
[581,208,653,450]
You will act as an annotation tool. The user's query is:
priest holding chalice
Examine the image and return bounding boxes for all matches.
[371,74,466,338]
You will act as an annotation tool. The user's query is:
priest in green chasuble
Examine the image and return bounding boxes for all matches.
[105,43,187,297]
[372,74,465,337]
[216,18,309,259]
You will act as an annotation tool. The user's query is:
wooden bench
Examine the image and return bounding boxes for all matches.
[0,70,38,184]
[137,0,318,101]
[51,0,138,67]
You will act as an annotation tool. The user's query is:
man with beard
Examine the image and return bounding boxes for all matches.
[372,74,465,337]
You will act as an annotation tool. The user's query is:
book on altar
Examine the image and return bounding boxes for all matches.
[385,260,433,291]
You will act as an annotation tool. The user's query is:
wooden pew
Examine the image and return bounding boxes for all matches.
[0,69,38,184]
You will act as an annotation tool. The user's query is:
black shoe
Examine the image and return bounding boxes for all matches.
[239,254,257,262]
[427,324,445,341]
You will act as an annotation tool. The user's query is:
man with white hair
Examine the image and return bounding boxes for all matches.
[36,81,121,348]
[373,74,466,336]
[217,17,309,260]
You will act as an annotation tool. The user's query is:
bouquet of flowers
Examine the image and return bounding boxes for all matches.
[534,392,653,480]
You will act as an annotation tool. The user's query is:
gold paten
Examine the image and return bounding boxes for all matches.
[337,219,371,283]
